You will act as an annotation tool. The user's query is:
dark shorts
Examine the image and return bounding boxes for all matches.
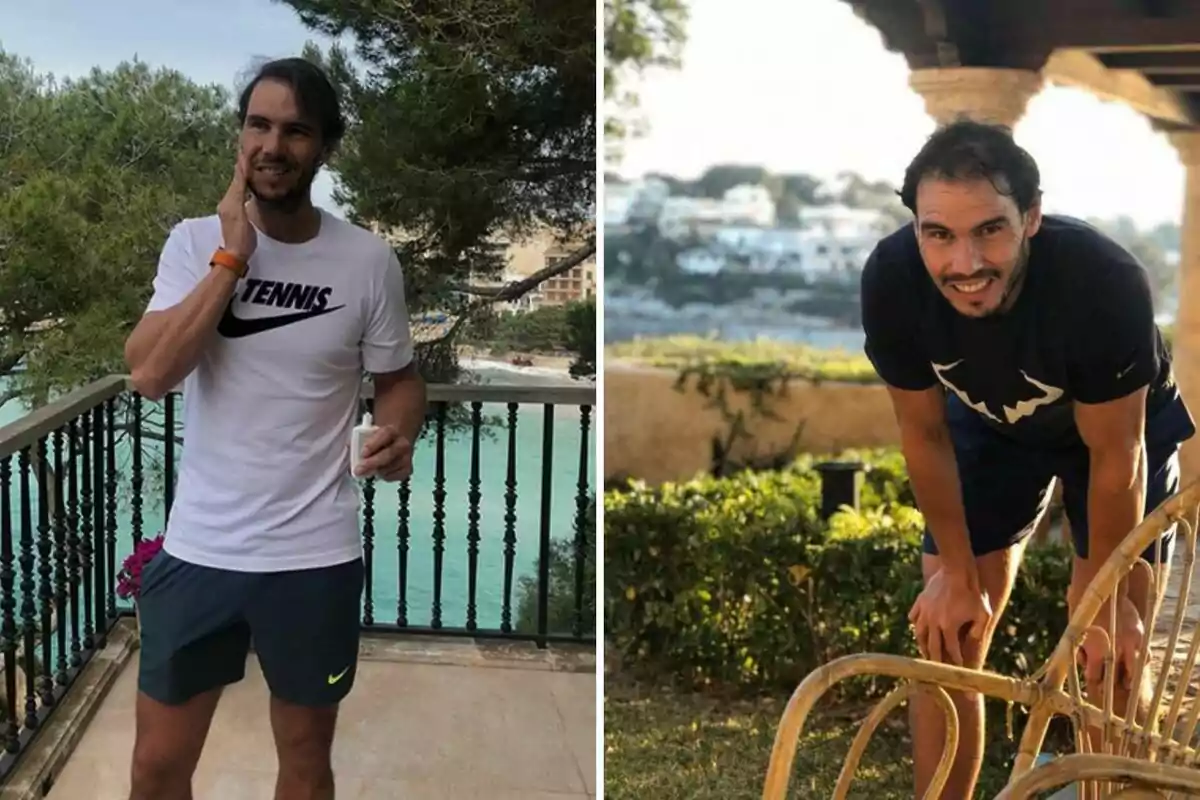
[923,399,1180,563]
[137,551,364,707]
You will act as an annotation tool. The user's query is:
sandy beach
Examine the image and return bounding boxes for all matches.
[457,346,577,377]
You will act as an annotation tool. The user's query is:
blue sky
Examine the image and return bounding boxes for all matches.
[0,0,346,214]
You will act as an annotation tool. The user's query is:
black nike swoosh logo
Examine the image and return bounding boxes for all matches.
[218,302,346,338]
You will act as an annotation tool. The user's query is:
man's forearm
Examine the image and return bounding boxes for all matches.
[128,267,240,400]
[373,368,427,443]
[900,425,977,582]
[1082,446,1146,599]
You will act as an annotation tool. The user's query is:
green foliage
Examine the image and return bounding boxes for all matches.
[465,299,596,379]
[604,225,680,283]
[604,451,1072,695]
[281,1,596,383]
[280,0,596,299]
[604,0,688,150]
[0,51,234,407]
[517,497,596,636]
[653,269,839,308]
[470,305,573,354]
[566,298,597,378]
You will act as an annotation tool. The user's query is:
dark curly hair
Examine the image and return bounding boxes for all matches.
[237,57,345,150]
[898,118,1041,215]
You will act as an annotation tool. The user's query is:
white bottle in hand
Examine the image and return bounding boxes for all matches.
[350,412,378,478]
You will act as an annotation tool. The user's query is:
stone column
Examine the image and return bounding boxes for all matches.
[908,67,1045,128]
[1168,131,1200,480]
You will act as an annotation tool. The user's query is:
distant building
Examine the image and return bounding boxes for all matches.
[540,255,597,306]
[797,204,892,237]
[371,219,594,313]
[606,177,671,231]
[674,205,885,282]
[478,228,597,311]
[604,178,890,285]
[676,249,724,275]
[658,183,776,238]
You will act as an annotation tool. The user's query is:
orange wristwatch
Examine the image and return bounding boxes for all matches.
[210,248,248,278]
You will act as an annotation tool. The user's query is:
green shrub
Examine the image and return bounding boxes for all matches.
[517,497,596,637]
[604,451,1072,696]
[565,298,596,378]
[467,303,580,354]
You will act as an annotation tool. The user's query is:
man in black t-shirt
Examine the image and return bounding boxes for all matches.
[860,119,1194,798]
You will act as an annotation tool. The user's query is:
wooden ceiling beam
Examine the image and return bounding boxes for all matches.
[1150,72,1200,84]
[1098,51,1200,70]
[993,10,1200,52]
[1043,49,1194,124]
[843,0,1200,124]
[1130,0,1176,17]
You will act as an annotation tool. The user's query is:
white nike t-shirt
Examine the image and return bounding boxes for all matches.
[145,209,414,572]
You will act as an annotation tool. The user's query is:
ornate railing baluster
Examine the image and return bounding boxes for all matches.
[36,436,53,706]
[53,428,67,686]
[131,394,144,545]
[17,448,37,729]
[572,405,592,638]
[362,477,375,627]
[0,375,602,782]
[80,413,93,651]
[67,419,81,668]
[396,480,410,627]
[430,403,447,629]
[536,405,555,648]
[501,403,519,634]
[466,402,482,631]
[105,398,117,622]
[1,454,19,752]
[90,406,105,650]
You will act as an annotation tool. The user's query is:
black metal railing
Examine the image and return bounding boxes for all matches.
[0,374,596,780]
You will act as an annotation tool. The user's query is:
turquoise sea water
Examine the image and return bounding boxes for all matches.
[0,368,595,636]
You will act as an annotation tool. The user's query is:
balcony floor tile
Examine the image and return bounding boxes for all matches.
[46,647,595,799]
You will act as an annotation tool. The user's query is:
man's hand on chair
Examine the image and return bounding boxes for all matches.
[1081,596,1145,691]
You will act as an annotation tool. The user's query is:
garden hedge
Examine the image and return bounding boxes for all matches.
[604,449,1072,696]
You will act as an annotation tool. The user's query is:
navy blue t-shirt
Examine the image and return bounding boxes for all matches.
[860,215,1195,450]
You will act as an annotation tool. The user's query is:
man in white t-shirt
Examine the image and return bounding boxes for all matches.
[122,57,426,800]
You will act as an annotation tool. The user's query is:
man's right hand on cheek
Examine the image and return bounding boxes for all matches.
[217,147,259,262]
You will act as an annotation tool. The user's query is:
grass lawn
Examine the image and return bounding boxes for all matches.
[604,677,1044,799]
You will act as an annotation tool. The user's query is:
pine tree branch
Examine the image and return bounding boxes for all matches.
[452,239,596,298]
[419,239,595,349]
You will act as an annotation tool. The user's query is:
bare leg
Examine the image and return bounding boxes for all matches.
[270,695,339,800]
[129,688,223,800]
[912,539,1027,799]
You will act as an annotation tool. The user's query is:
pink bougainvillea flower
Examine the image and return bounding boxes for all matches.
[115,533,165,601]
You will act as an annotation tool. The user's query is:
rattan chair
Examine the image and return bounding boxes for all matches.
[762,479,1200,799]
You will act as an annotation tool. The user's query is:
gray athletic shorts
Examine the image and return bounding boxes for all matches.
[136,551,364,707]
